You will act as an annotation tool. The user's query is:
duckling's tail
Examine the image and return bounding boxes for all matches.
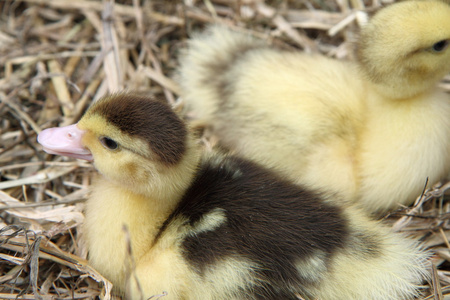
[177,26,266,121]
[317,207,431,300]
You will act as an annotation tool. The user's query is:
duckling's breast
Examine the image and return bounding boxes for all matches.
[357,89,450,212]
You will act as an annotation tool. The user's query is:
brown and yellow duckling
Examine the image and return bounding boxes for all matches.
[38,93,429,299]
[178,0,450,214]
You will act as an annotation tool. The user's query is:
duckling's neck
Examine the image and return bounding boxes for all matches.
[84,177,175,291]
[140,137,202,205]
[88,135,201,247]
[84,141,201,291]
[357,49,448,100]
[367,74,438,100]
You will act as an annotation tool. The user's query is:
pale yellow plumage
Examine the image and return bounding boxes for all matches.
[178,0,450,214]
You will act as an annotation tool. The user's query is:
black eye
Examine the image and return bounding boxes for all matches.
[100,137,119,150]
[432,40,449,52]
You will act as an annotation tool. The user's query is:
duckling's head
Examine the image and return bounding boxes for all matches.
[356,0,450,99]
[38,94,200,200]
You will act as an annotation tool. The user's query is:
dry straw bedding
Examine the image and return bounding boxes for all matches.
[0,0,449,299]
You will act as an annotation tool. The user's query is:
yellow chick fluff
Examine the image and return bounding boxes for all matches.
[178,0,450,214]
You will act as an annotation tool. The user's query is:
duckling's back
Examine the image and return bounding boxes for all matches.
[178,1,450,213]
[150,154,428,300]
[179,26,367,201]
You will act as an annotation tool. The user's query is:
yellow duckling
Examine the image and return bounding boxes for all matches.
[178,0,450,214]
[38,93,429,300]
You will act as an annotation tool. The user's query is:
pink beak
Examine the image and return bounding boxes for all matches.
[37,124,94,161]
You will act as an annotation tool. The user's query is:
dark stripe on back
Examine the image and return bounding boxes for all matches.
[89,94,187,165]
[157,154,349,299]
[199,37,266,104]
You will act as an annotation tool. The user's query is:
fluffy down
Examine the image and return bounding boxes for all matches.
[178,0,450,214]
[38,94,430,299]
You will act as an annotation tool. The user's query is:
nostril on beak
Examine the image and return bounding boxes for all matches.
[67,128,79,139]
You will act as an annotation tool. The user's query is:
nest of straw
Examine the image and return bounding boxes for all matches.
[0,0,449,299]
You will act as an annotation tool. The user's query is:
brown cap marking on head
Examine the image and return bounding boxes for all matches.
[89,93,187,165]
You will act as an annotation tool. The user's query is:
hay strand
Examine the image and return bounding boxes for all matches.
[0,0,449,298]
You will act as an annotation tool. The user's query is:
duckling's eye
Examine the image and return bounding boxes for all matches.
[432,40,449,52]
[100,137,119,150]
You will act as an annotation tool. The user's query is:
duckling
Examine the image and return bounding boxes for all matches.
[177,0,450,214]
[37,93,429,300]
